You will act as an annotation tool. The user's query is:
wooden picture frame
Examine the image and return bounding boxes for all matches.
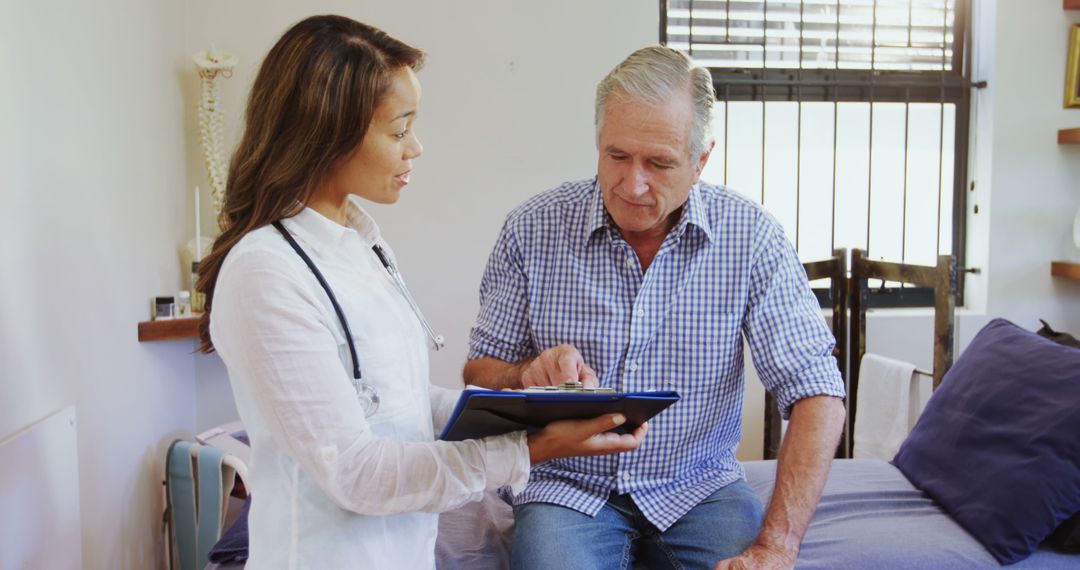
[1067,24,1080,108]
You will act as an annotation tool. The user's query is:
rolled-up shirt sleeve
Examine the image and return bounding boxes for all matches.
[468,219,536,363]
[743,218,846,419]
[211,248,530,516]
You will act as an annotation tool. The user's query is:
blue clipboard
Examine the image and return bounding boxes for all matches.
[438,389,680,441]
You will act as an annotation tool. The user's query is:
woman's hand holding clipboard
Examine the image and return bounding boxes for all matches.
[438,385,679,442]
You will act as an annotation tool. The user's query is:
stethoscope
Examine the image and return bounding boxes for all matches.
[273,221,444,417]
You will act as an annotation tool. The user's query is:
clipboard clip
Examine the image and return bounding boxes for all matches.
[523,381,617,394]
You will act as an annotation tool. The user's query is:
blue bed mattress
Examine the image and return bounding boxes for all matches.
[745,459,1079,569]
[210,459,1079,569]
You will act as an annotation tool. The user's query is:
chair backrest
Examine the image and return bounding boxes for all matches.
[847,249,956,456]
[760,248,956,459]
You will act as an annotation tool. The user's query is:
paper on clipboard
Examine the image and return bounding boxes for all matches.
[438,389,680,441]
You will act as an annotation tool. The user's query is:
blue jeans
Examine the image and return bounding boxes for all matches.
[510,479,764,570]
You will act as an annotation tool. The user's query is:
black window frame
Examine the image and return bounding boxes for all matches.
[660,0,978,308]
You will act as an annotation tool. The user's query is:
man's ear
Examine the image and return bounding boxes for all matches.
[691,140,715,184]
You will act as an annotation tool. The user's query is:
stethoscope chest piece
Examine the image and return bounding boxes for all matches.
[356,382,380,418]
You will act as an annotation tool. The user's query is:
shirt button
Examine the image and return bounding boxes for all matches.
[628,362,639,372]
[621,471,632,480]
[625,257,634,266]
[635,308,645,317]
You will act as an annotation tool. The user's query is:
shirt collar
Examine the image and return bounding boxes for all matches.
[680,182,715,243]
[281,196,382,255]
[584,178,609,243]
[581,179,715,247]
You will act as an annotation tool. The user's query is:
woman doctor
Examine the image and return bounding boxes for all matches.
[196,15,646,569]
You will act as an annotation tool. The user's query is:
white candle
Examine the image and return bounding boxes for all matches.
[195,185,202,261]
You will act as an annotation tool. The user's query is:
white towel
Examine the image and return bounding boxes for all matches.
[853,353,931,460]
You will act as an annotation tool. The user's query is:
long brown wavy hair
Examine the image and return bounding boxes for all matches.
[197,15,424,353]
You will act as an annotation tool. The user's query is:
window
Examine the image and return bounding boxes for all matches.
[661,0,979,306]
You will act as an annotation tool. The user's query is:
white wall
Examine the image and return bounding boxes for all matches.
[982,0,1080,328]
[1,0,196,567]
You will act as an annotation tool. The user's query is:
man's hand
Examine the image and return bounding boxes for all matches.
[714,395,843,570]
[714,543,795,570]
[521,344,599,388]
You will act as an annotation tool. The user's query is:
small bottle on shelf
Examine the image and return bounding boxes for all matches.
[176,291,192,318]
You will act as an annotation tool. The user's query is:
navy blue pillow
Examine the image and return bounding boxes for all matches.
[892,318,1080,565]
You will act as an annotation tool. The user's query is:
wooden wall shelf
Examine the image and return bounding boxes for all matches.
[138,317,200,342]
[1059,128,1080,144]
[1051,261,1080,280]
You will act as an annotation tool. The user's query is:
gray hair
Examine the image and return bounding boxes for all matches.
[595,46,715,157]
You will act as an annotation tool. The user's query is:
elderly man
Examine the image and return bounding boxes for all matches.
[464,46,846,570]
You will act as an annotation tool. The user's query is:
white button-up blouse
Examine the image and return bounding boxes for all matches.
[210,198,529,569]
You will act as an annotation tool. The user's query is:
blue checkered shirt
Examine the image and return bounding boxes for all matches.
[468,178,845,531]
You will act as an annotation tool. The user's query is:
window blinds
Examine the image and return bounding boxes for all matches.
[664,0,956,71]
